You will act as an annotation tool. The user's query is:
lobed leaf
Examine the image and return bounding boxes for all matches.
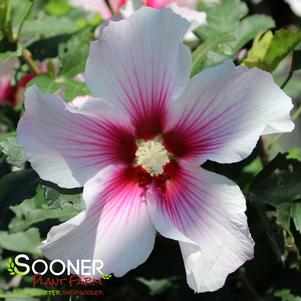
[0,228,41,255]
[0,169,40,211]
[243,29,301,71]
[0,135,26,167]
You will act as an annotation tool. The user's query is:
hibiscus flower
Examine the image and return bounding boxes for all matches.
[17,8,294,292]
[70,0,206,41]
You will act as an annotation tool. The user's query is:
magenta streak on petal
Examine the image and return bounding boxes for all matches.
[92,40,172,139]
[86,167,144,234]
[152,166,218,237]
[163,89,250,159]
[31,99,137,171]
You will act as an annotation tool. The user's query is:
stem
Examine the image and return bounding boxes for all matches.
[4,0,13,39]
[250,198,284,263]
[21,48,41,75]
[15,0,34,41]
[104,0,115,16]
[281,70,294,90]
[5,0,13,25]
[258,137,269,166]
[237,271,260,299]
[292,104,301,122]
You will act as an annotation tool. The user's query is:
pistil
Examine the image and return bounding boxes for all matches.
[135,140,170,176]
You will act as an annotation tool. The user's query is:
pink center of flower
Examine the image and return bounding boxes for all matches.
[119,137,181,192]
[123,159,180,193]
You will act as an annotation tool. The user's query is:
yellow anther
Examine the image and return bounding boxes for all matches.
[135,140,170,176]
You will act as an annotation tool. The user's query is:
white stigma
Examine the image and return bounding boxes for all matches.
[135,140,170,176]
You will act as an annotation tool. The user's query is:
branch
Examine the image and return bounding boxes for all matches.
[15,0,34,41]
[21,48,41,75]
[258,137,269,166]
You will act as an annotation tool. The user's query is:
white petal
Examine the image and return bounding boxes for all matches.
[70,95,93,108]
[41,165,156,277]
[165,60,294,164]
[285,0,301,16]
[120,0,143,17]
[147,161,254,292]
[17,86,136,188]
[85,7,191,136]
[69,0,112,19]
[167,3,207,41]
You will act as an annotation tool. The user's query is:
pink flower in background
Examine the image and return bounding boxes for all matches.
[17,8,294,293]
[70,0,206,40]
[0,60,17,106]
[71,95,93,108]
[0,60,35,107]
[69,0,124,19]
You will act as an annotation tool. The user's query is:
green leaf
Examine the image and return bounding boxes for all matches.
[191,0,274,74]
[11,0,30,27]
[22,15,76,39]
[28,75,90,101]
[234,14,275,52]
[0,228,41,254]
[59,33,90,78]
[287,148,301,161]
[0,0,6,39]
[0,0,13,40]
[6,258,12,268]
[196,0,248,40]
[0,169,40,211]
[243,29,301,71]
[274,71,301,99]
[292,203,301,233]
[27,74,60,94]
[242,31,273,69]
[45,186,84,211]
[191,33,234,76]
[137,277,176,296]
[9,186,82,232]
[249,153,301,207]
[291,50,301,72]
[249,153,301,252]
[277,203,292,232]
[195,7,273,55]
[0,104,20,131]
[45,0,71,16]
[58,77,90,101]
[0,135,26,167]
[243,157,263,174]
[275,289,301,301]
[0,152,10,179]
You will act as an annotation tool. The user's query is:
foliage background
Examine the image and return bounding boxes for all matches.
[1,0,301,300]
